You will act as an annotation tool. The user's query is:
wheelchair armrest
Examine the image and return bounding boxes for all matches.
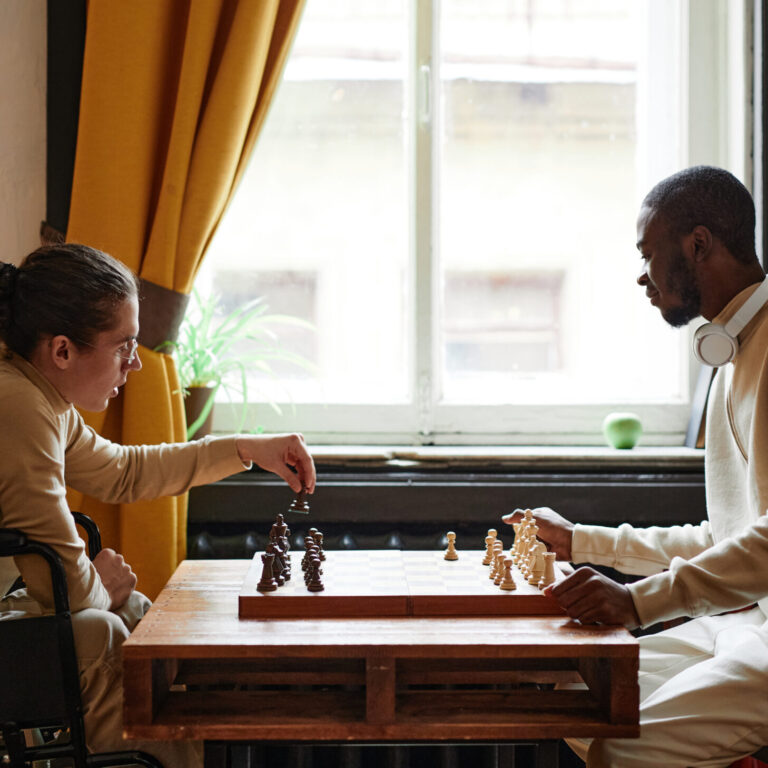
[0,528,70,614]
[71,511,102,560]
[0,529,28,551]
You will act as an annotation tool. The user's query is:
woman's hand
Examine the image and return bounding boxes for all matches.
[93,548,137,610]
[235,433,316,494]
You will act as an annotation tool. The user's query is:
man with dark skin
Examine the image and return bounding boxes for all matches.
[504,166,768,767]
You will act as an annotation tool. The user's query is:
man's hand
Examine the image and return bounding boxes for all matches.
[93,548,137,610]
[546,566,641,628]
[501,506,574,560]
[235,433,316,494]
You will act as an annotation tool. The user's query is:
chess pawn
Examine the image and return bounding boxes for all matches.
[522,524,539,574]
[489,541,504,579]
[513,521,531,564]
[539,552,557,588]
[256,552,278,592]
[302,537,315,570]
[528,541,546,586]
[303,543,317,579]
[289,489,310,514]
[499,557,517,591]
[307,555,324,592]
[482,535,496,566]
[444,531,459,561]
[493,552,506,585]
[313,531,326,561]
[304,545,322,584]
[510,522,522,559]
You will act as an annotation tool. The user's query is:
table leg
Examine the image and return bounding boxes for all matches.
[204,740,228,768]
[534,740,560,768]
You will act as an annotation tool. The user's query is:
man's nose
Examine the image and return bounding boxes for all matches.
[637,264,648,285]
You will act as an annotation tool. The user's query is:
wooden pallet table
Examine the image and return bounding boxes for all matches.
[123,560,639,762]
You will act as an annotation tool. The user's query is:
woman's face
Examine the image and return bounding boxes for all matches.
[69,296,142,411]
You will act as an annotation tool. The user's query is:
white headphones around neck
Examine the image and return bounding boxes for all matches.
[693,277,768,366]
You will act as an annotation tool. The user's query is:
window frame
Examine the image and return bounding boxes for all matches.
[212,0,754,446]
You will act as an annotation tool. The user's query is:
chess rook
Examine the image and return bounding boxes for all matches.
[539,551,557,588]
[256,552,278,592]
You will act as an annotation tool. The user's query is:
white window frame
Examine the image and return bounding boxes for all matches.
[213,0,753,446]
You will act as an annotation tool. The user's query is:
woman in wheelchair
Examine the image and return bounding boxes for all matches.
[0,243,316,767]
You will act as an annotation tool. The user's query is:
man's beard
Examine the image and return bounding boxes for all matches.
[661,252,701,327]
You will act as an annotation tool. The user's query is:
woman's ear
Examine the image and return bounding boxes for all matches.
[49,335,75,370]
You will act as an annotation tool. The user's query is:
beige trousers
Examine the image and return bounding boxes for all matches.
[0,589,202,768]
[571,608,768,768]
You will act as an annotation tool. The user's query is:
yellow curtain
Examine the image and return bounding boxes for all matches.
[65,0,305,599]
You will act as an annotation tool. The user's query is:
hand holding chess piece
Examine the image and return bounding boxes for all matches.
[502,506,575,561]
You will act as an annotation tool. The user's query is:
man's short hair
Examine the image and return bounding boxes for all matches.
[643,166,757,264]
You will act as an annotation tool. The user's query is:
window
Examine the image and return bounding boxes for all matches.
[200,0,750,445]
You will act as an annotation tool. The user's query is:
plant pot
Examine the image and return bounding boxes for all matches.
[184,385,216,439]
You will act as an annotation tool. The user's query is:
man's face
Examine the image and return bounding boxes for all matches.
[636,206,701,327]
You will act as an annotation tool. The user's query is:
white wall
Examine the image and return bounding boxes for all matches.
[0,0,45,266]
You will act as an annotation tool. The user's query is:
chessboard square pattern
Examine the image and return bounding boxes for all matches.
[239,550,564,619]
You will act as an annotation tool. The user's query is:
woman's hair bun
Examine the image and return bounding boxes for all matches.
[0,262,18,295]
[0,262,18,333]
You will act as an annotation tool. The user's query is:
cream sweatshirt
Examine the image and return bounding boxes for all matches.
[0,354,249,613]
[571,282,768,628]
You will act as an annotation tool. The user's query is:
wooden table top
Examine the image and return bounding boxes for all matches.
[126,559,637,657]
[123,559,639,743]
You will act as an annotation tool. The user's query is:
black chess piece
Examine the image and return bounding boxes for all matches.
[312,531,326,562]
[303,544,317,582]
[267,542,286,586]
[288,488,310,515]
[302,537,316,571]
[307,555,324,592]
[256,552,278,592]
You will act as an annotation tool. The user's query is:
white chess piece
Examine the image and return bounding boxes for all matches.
[538,552,557,588]
[444,531,459,561]
[494,552,506,585]
[483,535,495,566]
[490,541,504,579]
[499,557,517,590]
[528,541,546,586]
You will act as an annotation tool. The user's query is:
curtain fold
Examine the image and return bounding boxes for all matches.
[65,0,305,599]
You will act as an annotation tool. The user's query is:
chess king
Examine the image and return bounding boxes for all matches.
[504,167,768,768]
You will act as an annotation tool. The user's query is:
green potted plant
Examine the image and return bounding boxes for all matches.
[164,289,314,439]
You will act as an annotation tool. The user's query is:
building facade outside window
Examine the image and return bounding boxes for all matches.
[199,0,752,445]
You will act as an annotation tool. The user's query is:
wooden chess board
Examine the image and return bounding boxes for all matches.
[238,549,566,619]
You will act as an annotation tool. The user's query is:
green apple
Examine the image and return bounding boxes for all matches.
[602,412,642,449]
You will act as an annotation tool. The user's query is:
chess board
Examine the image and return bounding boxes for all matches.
[238,549,566,619]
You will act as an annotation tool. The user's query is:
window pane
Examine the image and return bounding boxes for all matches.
[204,0,409,404]
[439,0,686,405]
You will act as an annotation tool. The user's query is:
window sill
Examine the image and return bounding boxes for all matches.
[307,444,704,472]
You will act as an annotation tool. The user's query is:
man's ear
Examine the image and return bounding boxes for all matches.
[49,335,75,370]
[690,225,713,262]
